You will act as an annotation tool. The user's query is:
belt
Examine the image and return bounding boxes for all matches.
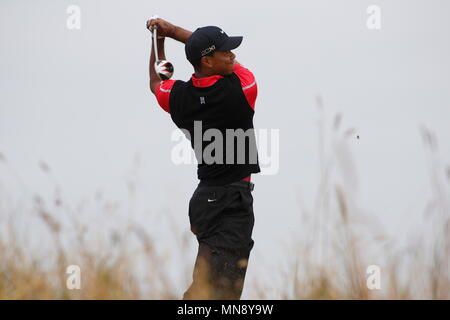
[228,180,255,192]
[198,175,254,191]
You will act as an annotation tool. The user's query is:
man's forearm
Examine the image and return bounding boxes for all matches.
[169,25,192,44]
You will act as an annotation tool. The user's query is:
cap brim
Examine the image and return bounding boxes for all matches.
[218,36,243,51]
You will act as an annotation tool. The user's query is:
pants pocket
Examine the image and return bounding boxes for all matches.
[188,187,227,239]
[238,188,253,209]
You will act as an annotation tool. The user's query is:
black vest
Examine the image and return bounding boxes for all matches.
[169,72,260,186]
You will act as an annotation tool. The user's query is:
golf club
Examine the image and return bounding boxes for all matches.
[150,15,174,81]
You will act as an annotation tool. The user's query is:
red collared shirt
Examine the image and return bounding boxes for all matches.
[154,63,257,183]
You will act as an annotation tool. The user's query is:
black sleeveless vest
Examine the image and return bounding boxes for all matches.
[169,72,260,186]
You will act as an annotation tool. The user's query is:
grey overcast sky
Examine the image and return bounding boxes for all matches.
[1,0,450,297]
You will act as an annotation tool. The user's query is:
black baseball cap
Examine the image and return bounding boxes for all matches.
[185,26,243,62]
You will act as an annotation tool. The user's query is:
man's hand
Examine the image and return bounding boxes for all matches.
[146,17,192,44]
[146,17,176,38]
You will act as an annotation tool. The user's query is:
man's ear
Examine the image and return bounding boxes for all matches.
[201,55,214,69]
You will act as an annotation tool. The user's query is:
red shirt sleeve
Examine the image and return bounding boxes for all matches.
[155,80,176,113]
[233,63,258,110]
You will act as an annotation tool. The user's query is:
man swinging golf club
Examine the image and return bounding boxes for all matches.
[147,16,260,300]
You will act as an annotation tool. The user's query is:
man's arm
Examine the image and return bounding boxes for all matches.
[169,25,192,44]
[232,62,257,110]
[147,18,193,95]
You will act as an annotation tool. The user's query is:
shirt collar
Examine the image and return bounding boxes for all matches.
[191,73,224,88]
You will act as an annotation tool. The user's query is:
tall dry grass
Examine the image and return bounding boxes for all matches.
[0,101,449,299]
[0,153,182,299]
[0,190,178,299]
[270,97,449,300]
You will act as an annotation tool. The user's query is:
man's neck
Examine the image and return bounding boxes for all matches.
[194,71,213,78]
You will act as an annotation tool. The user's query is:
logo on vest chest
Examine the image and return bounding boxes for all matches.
[200,97,206,104]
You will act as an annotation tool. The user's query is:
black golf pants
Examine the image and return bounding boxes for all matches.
[183,180,255,300]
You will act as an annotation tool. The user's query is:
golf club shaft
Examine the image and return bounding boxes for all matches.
[152,25,159,62]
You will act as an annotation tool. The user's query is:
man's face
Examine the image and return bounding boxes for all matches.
[205,50,236,76]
